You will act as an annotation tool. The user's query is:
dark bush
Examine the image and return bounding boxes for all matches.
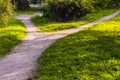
[11,0,30,10]
[94,0,120,8]
[107,0,120,7]
[40,0,94,21]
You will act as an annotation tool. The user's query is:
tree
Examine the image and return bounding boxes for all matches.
[16,0,30,10]
[11,0,30,10]
[30,0,38,4]
[0,0,13,26]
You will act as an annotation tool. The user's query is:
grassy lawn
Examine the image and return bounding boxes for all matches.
[31,8,118,32]
[33,13,120,79]
[0,18,26,57]
[15,7,40,14]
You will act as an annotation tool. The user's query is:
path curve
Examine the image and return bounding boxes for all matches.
[0,9,120,80]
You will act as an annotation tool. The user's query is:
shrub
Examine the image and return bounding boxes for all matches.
[40,0,94,21]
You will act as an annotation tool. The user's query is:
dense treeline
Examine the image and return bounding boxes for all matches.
[30,0,40,4]
[94,0,120,8]
[11,0,30,10]
[40,0,120,21]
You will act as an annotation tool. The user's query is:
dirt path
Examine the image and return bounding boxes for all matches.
[0,9,120,80]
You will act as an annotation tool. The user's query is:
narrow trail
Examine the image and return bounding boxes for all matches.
[0,9,120,80]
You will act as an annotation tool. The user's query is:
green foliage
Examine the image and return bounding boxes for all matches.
[40,0,94,21]
[33,13,120,80]
[40,0,120,21]
[30,0,39,4]
[0,0,13,26]
[31,8,117,32]
[15,7,40,14]
[11,0,30,10]
[0,18,26,57]
[94,0,120,8]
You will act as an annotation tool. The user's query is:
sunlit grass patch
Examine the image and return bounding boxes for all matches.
[0,18,26,57]
[33,14,120,79]
[31,8,118,32]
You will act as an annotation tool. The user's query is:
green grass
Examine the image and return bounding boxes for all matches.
[31,8,118,32]
[33,14,120,79]
[0,18,26,57]
[15,7,40,14]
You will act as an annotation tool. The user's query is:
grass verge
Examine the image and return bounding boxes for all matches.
[15,7,40,14]
[31,8,118,32]
[33,14,120,79]
[0,18,26,57]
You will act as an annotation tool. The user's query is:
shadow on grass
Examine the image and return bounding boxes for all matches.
[0,30,26,57]
[0,18,26,57]
[0,34,20,57]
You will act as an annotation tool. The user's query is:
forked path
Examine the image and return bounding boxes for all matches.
[0,9,120,80]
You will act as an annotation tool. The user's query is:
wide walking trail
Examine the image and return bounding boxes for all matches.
[0,9,120,80]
